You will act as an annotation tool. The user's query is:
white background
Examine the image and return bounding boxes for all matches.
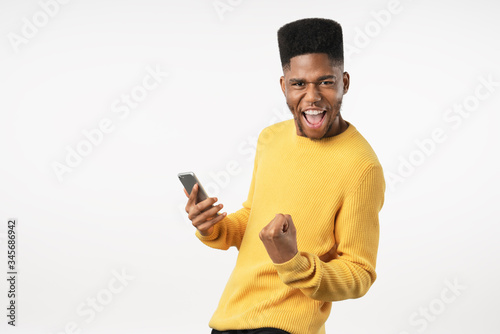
[1,0,499,333]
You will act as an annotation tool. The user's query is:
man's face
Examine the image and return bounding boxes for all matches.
[280,53,349,140]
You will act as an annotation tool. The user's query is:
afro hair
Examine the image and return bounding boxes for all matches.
[277,18,344,70]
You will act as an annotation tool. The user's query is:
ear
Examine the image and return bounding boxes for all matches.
[280,75,286,96]
[342,71,350,95]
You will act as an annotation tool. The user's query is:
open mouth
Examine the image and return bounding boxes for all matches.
[302,110,326,129]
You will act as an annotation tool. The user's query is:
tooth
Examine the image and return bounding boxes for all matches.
[304,110,324,115]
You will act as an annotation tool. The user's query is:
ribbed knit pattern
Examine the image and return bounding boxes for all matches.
[196,119,386,334]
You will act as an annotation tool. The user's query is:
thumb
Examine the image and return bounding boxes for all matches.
[282,218,289,233]
[284,214,295,229]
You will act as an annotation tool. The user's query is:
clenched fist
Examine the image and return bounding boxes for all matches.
[259,214,299,264]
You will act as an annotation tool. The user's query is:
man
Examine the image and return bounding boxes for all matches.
[184,18,386,334]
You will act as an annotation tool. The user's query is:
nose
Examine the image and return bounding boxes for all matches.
[304,82,321,103]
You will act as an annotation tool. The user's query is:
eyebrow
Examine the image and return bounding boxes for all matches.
[288,75,336,83]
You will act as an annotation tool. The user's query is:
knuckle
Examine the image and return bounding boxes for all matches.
[194,203,203,212]
[211,205,221,214]
[187,210,197,221]
[198,210,209,221]
[200,211,215,223]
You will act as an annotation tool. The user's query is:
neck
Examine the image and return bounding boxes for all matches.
[336,116,349,136]
[324,114,348,138]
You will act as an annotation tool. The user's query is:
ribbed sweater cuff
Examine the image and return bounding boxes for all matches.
[273,251,311,283]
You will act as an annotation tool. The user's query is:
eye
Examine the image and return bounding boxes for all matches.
[292,82,305,87]
[320,81,334,86]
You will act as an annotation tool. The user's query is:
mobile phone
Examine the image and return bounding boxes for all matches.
[177,172,211,204]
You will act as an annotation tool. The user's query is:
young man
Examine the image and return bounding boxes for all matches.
[184,18,386,334]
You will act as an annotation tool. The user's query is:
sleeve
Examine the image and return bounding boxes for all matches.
[273,164,385,302]
[195,136,260,251]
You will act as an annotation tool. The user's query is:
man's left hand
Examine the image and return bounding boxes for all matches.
[259,214,298,264]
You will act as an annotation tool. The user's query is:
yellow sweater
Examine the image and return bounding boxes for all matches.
[196,119,386,334]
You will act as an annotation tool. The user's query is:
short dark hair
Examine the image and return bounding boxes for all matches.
[277,18,344,70]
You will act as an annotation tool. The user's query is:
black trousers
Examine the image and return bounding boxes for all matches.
[211,328,290,334]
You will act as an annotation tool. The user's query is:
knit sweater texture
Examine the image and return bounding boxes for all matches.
[196,119,386,334]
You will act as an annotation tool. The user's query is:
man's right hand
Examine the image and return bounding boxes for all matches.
[184,183,227,236]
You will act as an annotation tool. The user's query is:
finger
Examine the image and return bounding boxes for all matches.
[281,219,288,233]
[189,197,219,220]
[273,214,288,233]
[197,211,227,232]
[197,196,219,212]
[186,183,198,208]
[191,202,222,224]
[284,214,296,233]
[185,184,198,213]
[192,203,224,226]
